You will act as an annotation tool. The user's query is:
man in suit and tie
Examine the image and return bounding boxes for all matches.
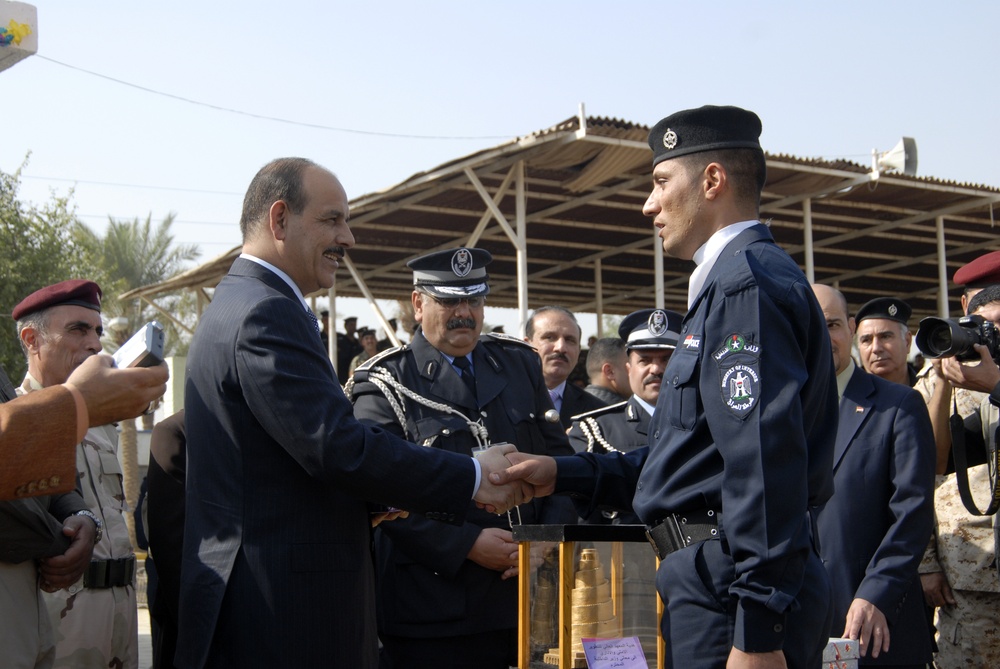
[178,157,529,669]
[350,247,576,669]
[812,284,935,667]
[525,305,605,428]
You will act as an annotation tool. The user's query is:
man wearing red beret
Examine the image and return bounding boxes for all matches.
[13,279,139,669]
[915,252,1000,668]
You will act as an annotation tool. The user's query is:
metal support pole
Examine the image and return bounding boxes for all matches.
[595,259,604,337]
[516,161,529,335]
[803,198,815,283]
[936,216,949,317]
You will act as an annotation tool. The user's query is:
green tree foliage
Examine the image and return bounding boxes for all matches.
[0,165,92,381]
[73,212,200,357]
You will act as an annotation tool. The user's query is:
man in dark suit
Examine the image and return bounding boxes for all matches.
[812,284,935,666]
[350,247,576,669]
[178,157,529,669]
[525,305,604,428]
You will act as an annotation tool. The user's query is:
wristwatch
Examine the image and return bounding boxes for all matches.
[73,509,103,544]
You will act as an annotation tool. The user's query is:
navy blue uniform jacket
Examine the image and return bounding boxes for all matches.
[816,365,934,665]
[178,259,478,669]
[350,330,576,638]
[556,224,838,652]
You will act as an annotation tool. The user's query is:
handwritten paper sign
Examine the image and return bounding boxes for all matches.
[581,636,649,669]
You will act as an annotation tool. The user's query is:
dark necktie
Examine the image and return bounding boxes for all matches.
[306,310,321,338]
[453,356,477,402]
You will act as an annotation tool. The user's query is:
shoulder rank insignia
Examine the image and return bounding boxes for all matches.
[484,331,536,349]
[355,344,408,372]
[570,400,627,422]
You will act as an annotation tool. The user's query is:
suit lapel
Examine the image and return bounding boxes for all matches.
[626,397,650,437]
[834,366,875,470]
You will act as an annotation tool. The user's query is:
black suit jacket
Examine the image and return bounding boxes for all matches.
[815,365,935,665]
[178,258,478,669]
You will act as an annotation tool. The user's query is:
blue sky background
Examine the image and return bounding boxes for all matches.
[4,1,998,336]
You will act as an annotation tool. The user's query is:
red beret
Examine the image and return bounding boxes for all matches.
[954,251,1000,287]
[12,279,103,321]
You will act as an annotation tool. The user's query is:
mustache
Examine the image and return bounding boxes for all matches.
[643,373,663,386]
[545,353,570,364]
[326,246,346,258]
[446,318,477,330]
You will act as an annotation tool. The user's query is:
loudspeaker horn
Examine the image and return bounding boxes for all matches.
[876,137,918,176]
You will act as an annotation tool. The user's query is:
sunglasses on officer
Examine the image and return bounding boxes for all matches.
[419,291,486,309]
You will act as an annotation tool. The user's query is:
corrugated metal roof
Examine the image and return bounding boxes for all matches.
[124,114,1000,325]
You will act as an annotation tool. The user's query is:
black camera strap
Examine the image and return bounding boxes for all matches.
[951,395,1000,516]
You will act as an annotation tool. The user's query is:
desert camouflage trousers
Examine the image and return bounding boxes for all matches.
[934,589,1000,669]
[43,583,137,669]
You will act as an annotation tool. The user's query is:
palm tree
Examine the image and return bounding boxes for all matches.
[75,213,199,547]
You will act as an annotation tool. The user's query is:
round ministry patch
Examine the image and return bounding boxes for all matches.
[721,363,759,417]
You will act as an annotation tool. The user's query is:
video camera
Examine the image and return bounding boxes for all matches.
[915,314,1000,362]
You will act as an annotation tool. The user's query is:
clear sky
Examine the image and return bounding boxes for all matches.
[4,1,999,338]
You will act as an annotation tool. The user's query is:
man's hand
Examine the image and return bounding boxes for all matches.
[473,443,533,514]
[468,527,520,580]
[939,345,1000,394]
[38,514,95,592]
[370,509,409,528]
[489,451,557,498]
[842,597,890,658]
[726,648,786,669]
[921,571,956,608]
[66,355,169,426]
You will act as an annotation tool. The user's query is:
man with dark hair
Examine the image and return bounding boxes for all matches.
[496,106,838,669]
[525,305,604,428]
[179,158,528,669]
[811,284,934,666]
[350,247,575,669]
[582,337,630,405]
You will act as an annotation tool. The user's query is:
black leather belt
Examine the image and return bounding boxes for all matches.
[83,556,136,589]
[645,509,720,560]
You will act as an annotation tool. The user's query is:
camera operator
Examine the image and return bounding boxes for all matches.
[917,279,1000,668]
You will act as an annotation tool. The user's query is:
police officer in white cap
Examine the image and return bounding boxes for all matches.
[568,308,682,523]
[349,247,575,669]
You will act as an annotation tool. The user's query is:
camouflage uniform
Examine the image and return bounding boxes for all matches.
[914,368,1000,668]
[20,375,138,669]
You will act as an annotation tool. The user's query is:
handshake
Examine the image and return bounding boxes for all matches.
[471,443,558,515]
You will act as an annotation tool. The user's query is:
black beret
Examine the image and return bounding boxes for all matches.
[954,250,1000,288]
[13,279,103,321]
[648,105,763,167]
[855,297,912,326]
[408,247,492,298]
[618,308,682,350]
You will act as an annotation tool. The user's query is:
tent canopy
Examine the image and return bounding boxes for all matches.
[123,113,1000,331]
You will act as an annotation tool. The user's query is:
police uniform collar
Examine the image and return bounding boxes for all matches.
[630,394,656,418]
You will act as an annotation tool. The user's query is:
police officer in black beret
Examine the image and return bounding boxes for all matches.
[855,297,918,387]
[494,105,839,669]
[348,247,575,669]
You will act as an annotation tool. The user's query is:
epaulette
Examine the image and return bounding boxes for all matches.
[355,344,408,372]
[570,400,628,422]
[484,331,537,351]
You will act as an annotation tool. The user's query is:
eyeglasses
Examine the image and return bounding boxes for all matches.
[423,293,486,309]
